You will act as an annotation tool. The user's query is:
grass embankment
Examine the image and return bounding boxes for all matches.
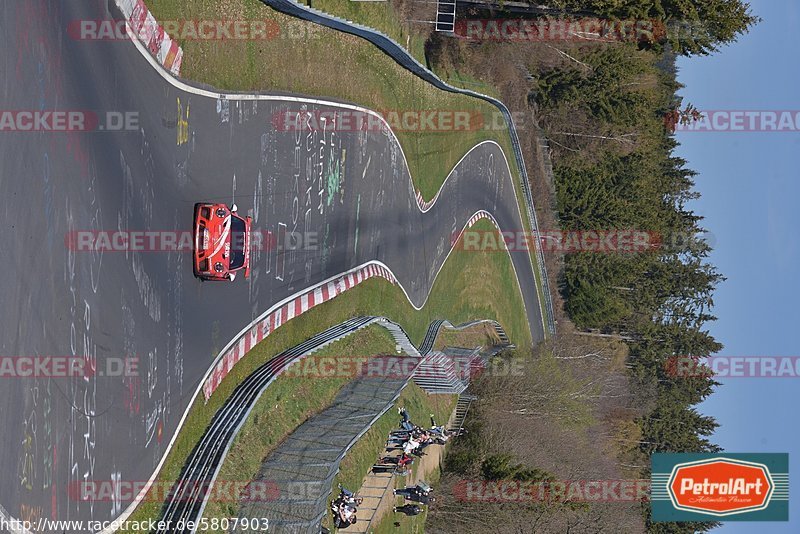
[334,383,455,491]
[119,219,531,533]
[147,0,509,200]
[432,323,501,352]
[324,382,455,530]
[370,486,432,534]
[200,324,399,524]
[300,0,428,64]
[304,0,504,100]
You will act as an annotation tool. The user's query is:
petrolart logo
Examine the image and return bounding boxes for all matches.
[651,453,789,522]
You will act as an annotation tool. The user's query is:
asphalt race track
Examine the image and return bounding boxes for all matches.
[0,0,543,527]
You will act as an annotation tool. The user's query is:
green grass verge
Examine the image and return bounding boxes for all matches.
[297,0,505,101]
[433,324,498,351]
[368,443,444,534]
[300,0,428,64]
[200,324,400,525]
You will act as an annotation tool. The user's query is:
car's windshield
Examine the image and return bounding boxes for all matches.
[229,215,247,270]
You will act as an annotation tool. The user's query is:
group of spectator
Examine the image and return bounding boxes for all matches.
[330,406,461,529]
[389,407,459,452]
[393,480,434,517]
[387,407,458,517]
[330,484,363,528]
[372,407,465,477]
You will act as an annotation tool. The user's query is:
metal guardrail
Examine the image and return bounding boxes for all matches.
[413,351,473,394]
[418,318,511,356]
[238,364,412,532]
[259,0,556,337]
[413,319,511,394]
[157,316,381,533]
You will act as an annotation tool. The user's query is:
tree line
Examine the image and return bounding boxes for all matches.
[541,0,758,55]
[422,1,757,531]
[531,6,754,529]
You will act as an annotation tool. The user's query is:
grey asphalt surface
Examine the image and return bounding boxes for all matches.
[0,0,543,527]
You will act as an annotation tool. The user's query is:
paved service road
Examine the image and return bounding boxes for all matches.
[0,0,543,527]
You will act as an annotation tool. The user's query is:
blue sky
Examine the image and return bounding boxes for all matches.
[675,0,799,531]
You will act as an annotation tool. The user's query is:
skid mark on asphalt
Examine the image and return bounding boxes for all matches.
[282,108,344,288]
[87,160,104,294]
[17,373,55,512]
[120,150,161,322]
[19,400,36,492]
[119,143,176,467]
[121,293,141,418]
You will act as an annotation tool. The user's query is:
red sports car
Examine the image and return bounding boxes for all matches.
[193,203,251,281]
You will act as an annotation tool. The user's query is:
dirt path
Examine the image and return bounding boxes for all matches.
[347,403,457,532]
